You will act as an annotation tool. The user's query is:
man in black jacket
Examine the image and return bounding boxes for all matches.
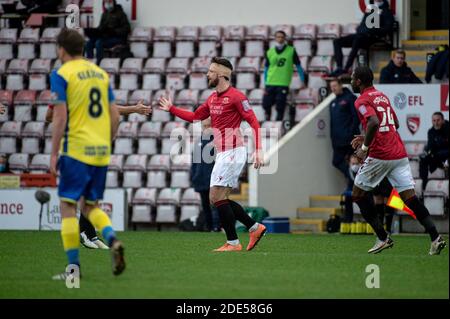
[329,0,394,77]
[190,118,219,232]
[380,50,422,84]
[84,0,130,64]
[426,45,449,83]
[329,79,360,187]
[419,112,449,190]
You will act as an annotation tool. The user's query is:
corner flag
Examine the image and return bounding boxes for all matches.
[386,188,417,219]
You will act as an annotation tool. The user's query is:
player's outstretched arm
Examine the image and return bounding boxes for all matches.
[50,104,67,177]
[115,100,152,115]
[110,103,120,140]
[159,95,210,123]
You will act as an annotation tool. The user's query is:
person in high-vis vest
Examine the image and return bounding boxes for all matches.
[263,30,305,121]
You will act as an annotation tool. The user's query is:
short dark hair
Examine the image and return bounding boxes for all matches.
[275,30,287,38]
[330,78,342,85]
[433,112,444,119]
[211,57,233,71]
[56,28,84,56]
[353,66,374,86]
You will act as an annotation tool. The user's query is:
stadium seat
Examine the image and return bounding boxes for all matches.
[29,154,50,174]
[245,41,265,57]
[308,72,328,90]
[139,122,162,138]
[198,41,217,57]
[199,89,214,103]
[161,136,186,155]
[423,180,449,215]
[292,88,319,106]
[409,160,420,178]
[414,179,423,198]
[148,154,171,171]
[152,42,172,58]
[308,56,334,73]
[317,39,335,56]
[100,58,120,74]
[0,59,7,75]
[293,24,318,40]
[171,153,192,171]
[7,58,29,74]
[138,137,157,155]
[252,105,265,122]
[221,41,241,57]
[270,24,293,39]
[0,121,21,154]
[117,121,138,138]
[180,188,201,221]
[120,58,143,74]
[122,154,148,188]
[317,23,341,39]
[0,28,18,59]
[176,26,199,41]
[129,89,151,106]
[119,74,138,90]
[147,171,167,188]
[166,74,186,90]
[131,188,157,223]
[36,90,52,104]
[151,106,171,123]
[0,90,13,106]
[166,57,190,73]
[156,187,181,223]
[21,121,44,154]
[289,72,304,90]
[175,89,199,106]
[293,40,313,57]
[143,58,167,74]
[429,168,446,179]
[170,171,190,188]
[342,23,359,36]
[295,104,314,122]
[113,89,129,105]
[191,57,211,73]
[248,89,265,105]
[199,25,222,41]
[246,25,269,40]
[175,41,195,58]
[40,28,61,59]
[404,142,425,159]
[17,28,39,59]
[129,27,152,58]
[106,170,120,188]
[154,26,176,41]
[237,57,261,73]
[261,121,284,138]
[142,74,162,90]
[236,73,256,90]
[114,137,134,155]
[35,105,48,122]
[28,74,47,90]
[29,59,51,74]
[189,73,207,90]
[109,154,124,171]
[8,153,29,173]
[224,25,246,40]
[13,90,36,121]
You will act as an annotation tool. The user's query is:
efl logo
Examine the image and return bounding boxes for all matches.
[441,84,449,111]
[406,114,420,135]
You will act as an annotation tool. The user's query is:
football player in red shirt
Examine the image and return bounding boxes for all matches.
[350,66,446,255]
[159,57,266,252]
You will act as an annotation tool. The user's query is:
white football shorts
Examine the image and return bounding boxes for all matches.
[210,146,247,189]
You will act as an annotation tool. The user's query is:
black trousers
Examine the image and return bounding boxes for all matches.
[332,145,354,181]
[333,34,379,70]
[79,213,97,239]
[198,190,213,231]
[419,150,449,190]
[262,86,289,121]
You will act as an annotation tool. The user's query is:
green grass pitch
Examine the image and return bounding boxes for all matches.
[0,231,447,299]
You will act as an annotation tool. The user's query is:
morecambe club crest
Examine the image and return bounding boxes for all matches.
[406,114,420,135]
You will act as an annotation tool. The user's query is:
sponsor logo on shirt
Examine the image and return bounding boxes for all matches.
[359,105,368,115]
[242,100,251,111]
[222,97,229,104]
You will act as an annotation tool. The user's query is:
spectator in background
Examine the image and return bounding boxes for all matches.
[329,0,394,78]
[84,0,130,64]
[190,118,220,232]
[263,30,305,121]
[329,79,360,190]
[19,0,61,13]
[0,154,7,173]
[419,112,449,190]
[0,103,5,115]
[380,50,422,84]
[425,45,449,84]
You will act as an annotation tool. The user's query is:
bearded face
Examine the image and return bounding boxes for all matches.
[207,73,220,88]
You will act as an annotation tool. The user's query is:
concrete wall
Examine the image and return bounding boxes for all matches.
[249,94,347,218]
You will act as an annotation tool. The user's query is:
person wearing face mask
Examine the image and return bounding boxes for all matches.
[84,0,131,64]
[263,30,305,121]
[419,112,449,191]
[380,50,422,84]
[328,0,395,78]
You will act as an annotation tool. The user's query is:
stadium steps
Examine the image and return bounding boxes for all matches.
[410,30,449,41]
[292,195,343,233]
[401,39,448,50]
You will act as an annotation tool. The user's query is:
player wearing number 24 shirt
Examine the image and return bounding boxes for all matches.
[350,66,446,256]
